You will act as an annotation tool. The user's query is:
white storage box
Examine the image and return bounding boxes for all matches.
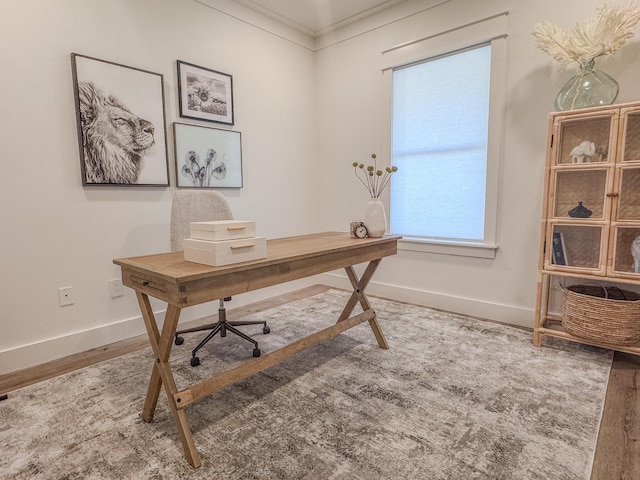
[189,220,256,242]
[183,237,267,266]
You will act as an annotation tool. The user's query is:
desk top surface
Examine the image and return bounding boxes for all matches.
[114,232,400,283]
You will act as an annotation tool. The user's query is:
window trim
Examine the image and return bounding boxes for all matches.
[380,12,507,259]
[399,236,498,259]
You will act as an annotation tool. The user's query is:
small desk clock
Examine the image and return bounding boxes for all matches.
[350,221,368,238]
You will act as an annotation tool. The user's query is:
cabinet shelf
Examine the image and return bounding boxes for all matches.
[536,323,640,355]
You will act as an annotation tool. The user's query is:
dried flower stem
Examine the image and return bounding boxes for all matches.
[352,153,398,198]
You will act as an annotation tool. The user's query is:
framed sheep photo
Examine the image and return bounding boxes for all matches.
[71,53,170,186]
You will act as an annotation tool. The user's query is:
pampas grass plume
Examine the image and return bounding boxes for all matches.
[532,2,640,66]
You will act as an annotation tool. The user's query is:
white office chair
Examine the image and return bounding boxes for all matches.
[170,190,270,366]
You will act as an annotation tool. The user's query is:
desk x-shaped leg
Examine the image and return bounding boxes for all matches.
[133,259,388,469]
[135,292,202,468]
[339,259,389,349]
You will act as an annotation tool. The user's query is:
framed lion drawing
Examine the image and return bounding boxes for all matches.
[71,53,169,186]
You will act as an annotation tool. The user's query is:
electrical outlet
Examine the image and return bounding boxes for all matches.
[58,286,73,306]
[109,278,124,298]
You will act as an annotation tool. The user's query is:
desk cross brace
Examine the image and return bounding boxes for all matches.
[135,260,388,469]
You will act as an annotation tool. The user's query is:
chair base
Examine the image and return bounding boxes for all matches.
[174,301,269,366]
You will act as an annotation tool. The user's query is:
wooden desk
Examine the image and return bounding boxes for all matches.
[114,232,400,468]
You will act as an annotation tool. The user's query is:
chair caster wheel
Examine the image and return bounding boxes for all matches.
[175,336,184,346]
[190,356,200,367]
[253,348,261,358]
[263,325,270,334]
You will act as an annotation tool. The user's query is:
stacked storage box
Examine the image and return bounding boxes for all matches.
[183,220,267,266]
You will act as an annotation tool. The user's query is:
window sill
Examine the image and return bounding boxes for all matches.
[398,237,498,259]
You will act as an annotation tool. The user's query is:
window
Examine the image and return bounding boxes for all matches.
[381,14,506,258]
[391,44,491,241]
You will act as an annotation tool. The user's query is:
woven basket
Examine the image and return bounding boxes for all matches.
[562,285,640,345]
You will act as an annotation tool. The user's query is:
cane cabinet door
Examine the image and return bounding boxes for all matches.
[543,110,618,276]
[609,108,640,279]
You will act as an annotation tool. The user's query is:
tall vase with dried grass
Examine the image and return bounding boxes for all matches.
[532,2,640,111]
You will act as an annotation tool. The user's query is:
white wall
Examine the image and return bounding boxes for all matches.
[0,0,319,374]
[2,0,640,374]
[315,0,640,325]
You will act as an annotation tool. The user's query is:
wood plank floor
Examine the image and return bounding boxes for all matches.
[591,351,640,480]
[0,284,637,478]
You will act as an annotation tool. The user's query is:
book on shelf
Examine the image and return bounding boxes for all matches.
[552,231,569,265]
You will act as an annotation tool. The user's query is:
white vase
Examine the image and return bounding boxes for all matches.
[364,198,387,237]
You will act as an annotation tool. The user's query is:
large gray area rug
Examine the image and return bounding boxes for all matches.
[0,289,612,479]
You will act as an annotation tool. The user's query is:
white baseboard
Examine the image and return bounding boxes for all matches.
[317,272,535,330]
[0,313,155,376]
[0,279,317,376]
[0,275,534,376]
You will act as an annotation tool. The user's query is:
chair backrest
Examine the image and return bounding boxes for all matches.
[170,190,233,251]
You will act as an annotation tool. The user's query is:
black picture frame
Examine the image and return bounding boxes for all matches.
[173,122,242,188]
[177,60,234,125]
[71,53,169,186]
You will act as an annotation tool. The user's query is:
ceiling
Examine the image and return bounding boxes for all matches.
[231,0,410,37]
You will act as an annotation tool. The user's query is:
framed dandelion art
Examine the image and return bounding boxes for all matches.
[173,122,242,188]
[177,60,234,125]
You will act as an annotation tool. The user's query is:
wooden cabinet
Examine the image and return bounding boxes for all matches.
[534,101,640,354]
